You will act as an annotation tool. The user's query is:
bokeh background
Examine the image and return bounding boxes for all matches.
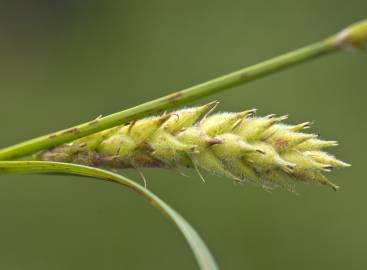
[0,1,366,269]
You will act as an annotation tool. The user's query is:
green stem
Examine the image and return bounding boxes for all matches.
[0,161,219,270]
[0,19,366,160]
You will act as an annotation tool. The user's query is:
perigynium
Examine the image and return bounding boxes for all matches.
[35,101,350,192]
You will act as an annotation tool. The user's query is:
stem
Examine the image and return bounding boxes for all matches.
[0,19,366,160]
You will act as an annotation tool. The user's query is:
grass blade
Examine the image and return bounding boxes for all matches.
[0,161,219,270]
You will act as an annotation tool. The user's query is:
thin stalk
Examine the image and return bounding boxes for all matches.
[0,161,219,270]
[0,19,366,160]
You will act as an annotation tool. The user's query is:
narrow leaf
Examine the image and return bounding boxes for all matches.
[0,161,219,270]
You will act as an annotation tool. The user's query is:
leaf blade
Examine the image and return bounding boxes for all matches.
[0,161,219,270]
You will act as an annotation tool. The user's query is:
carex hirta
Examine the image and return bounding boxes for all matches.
[36,102,350,192]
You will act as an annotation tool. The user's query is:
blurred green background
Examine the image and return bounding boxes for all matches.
[0,1,366,269]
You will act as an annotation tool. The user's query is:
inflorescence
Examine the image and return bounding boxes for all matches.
[37,102,350,191]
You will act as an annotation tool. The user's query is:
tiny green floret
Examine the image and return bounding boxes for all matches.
[36,103,350,192]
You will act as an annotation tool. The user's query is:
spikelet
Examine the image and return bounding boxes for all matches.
[37,102,350,191]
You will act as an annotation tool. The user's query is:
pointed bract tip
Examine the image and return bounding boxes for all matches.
[266,114,277,119]
[233,176,244,183]
[323,165,335,172]
[277,115,289,121]
[331,141,339,146]
[268,115,288,124]
[343,162,352,167]
[304,122,312,128]
[290,122,312,131]
[202,100,219,111]
[239,108,257,118]
[336,160,352,168]
[300,122,312,129]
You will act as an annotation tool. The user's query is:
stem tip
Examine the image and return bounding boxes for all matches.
[337,19,367,49]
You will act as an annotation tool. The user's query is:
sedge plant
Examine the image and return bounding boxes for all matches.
[1,19,366,270]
